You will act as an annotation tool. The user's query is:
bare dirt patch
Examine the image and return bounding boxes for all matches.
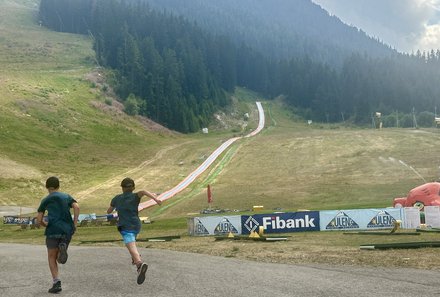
[0,206,36,216]
[0,157,42,179]
[75,142,192,201]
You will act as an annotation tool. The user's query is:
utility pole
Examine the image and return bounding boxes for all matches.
[412,107,418,129]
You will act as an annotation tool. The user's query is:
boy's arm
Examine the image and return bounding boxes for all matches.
[36,212,47,228]
[107,197,116,214]
[137,190,161,205]
[137,190,156,199]
[107,205,115,214]
[72,202,80,229]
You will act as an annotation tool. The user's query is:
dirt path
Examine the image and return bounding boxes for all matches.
[0,206,36,216]
[74,142,193,201]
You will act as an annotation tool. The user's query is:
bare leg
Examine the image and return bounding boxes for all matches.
[126,242,142,265]
[47,248,59,280]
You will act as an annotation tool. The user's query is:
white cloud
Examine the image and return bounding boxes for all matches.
[420,23,440,50]
[312,0,440,53]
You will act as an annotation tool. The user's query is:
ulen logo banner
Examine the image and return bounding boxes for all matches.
[190,216,242,236]
[319,208,403,231]
[241,211,320,234]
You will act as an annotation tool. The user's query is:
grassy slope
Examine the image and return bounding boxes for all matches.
[162,100,440,219]
[2,0,440,221]
[0,0,239,213]
[0,0,163,205]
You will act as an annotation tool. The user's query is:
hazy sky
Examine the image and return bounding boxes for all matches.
[311,0,440,53]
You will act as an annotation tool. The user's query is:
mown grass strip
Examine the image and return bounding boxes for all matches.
[360,241,440,250]
[344,231,421,235]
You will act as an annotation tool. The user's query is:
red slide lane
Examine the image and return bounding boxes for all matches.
[138,101,265,211]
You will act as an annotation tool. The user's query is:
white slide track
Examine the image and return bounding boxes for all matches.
[138,101,265,211]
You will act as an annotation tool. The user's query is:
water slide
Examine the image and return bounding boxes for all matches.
[138,101,265,211]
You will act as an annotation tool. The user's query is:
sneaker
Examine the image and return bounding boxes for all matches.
[48,281,62,294]
[57,243,68,264]
[136,263,148,285]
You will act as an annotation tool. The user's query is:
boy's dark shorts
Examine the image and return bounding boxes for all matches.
[46,236,71,249]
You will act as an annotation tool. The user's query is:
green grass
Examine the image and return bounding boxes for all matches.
[169,103,440,216]
[0,0,236,209]
[2,0,440,242]
[0,217,188,245]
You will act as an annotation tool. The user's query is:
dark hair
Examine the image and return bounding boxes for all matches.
[120,177,135,188]
[46,176,60,189]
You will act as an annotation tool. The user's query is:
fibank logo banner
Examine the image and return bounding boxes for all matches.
[241,211,320,234]
[320,208,403,231]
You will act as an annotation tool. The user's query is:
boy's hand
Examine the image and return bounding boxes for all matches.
[151,196,162,205]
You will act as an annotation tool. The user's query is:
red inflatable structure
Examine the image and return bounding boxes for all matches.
[393,182,440,209]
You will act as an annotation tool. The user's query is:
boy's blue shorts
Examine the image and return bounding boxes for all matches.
[120,230,139,244]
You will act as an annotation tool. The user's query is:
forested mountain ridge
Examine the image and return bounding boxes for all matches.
[39,0,231,132]
[39,0,440,131]
[144,0,396,66]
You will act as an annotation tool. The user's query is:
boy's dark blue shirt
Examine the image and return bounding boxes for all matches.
[111,192,141,232]
[37,192,76,238]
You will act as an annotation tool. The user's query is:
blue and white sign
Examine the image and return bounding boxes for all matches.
[320,208,403,231]
[77,213,97,223]
[3,216,31,225]
[241,211,320,234]
[189,216,242,236]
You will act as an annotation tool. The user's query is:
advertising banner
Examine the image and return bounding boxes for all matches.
[241,211,320,234]
[3,216,31,225]
[402,207,421,229]
[77,213,97,223]
[187,208,418,236]
[189,215,242,236]
[424,206,440,227]
[319,208,403,231]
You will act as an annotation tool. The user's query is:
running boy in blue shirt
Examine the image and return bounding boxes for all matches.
[107,177,161,285]
[37,176,80,294]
